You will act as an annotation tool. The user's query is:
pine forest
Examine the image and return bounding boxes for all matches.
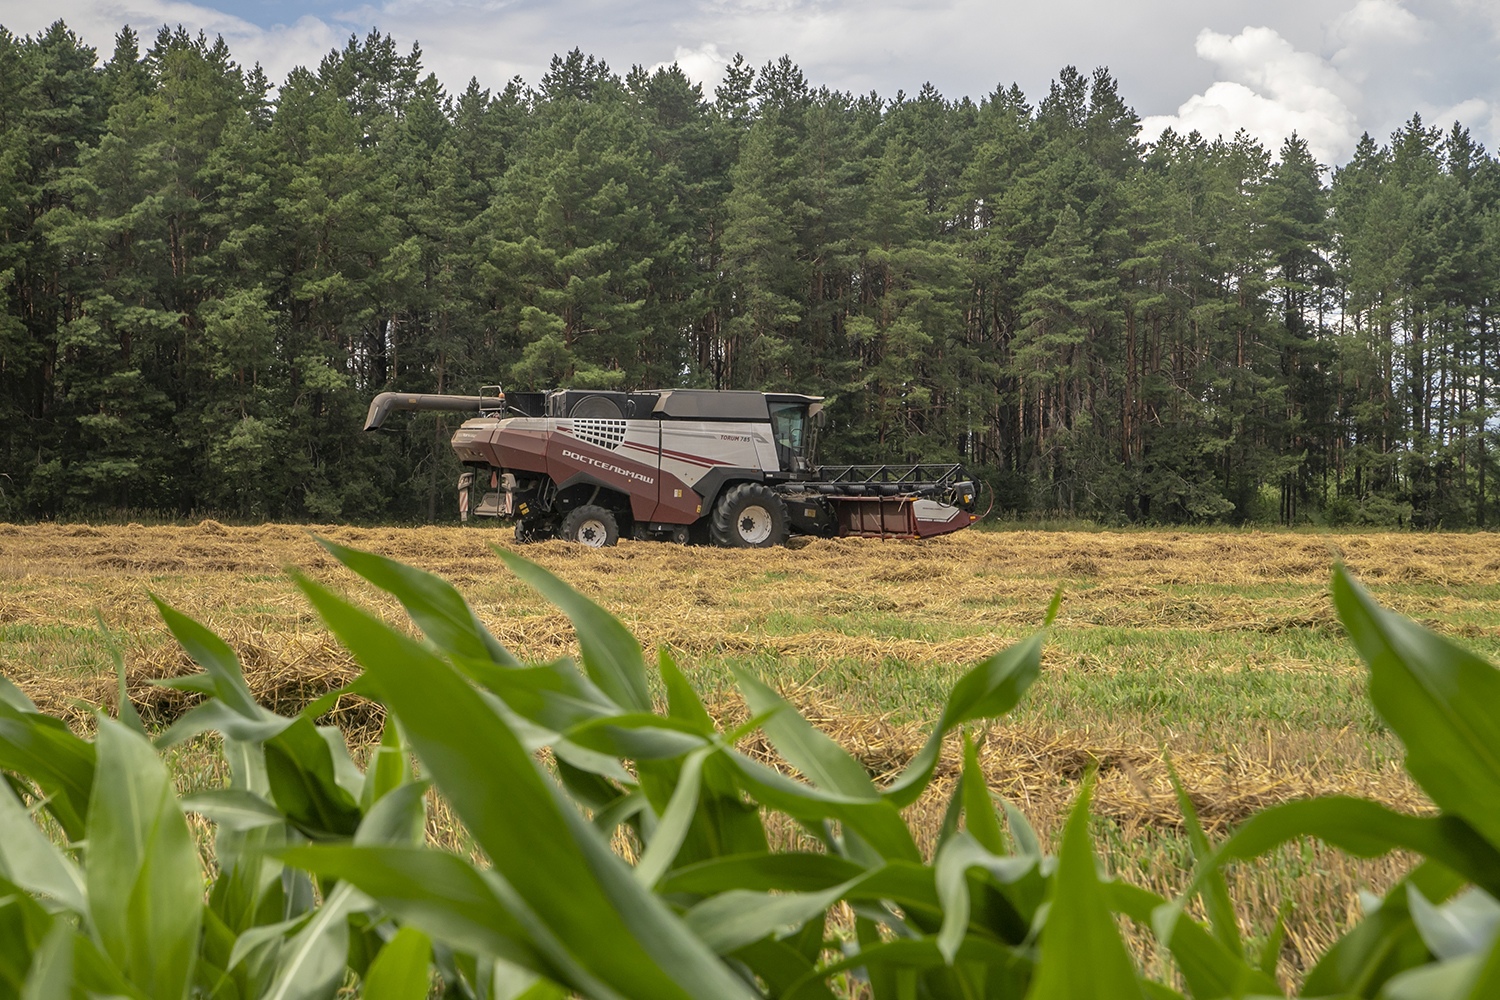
[2,21,1498,528]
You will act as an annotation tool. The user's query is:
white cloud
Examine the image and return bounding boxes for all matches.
[1197,24,1354,104]
[1141,1,1499,163]
[1330,0,1422,53]
[1141,26,1360,163]
[651,42,731,92]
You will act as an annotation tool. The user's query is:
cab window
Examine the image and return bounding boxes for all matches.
[769,403,807,469]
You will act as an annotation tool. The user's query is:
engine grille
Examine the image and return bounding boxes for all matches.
[571,418,628,451]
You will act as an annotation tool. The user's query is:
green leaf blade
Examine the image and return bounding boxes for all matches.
[493,547,651,713]
[319,538,519,667]
[362,926,432,1000]
[86,717,203,1000]
[292,572,757,1000]
[1025,776,1147,1000]
[1333,566,1500,849]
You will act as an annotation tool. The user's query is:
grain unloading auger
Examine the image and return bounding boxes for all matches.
[365,387,978,547]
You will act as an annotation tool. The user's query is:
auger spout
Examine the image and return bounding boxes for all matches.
[364,392,504,431]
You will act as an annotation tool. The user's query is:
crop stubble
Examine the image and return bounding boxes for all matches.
[3,520,1500,981]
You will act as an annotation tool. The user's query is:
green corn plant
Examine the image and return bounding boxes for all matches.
[0,601,436,999]
[1150,569,1500,999]
[3,544,1500,999]
[258,543,1348,997]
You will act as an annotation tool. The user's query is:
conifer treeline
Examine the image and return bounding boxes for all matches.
[2,22,1497,525]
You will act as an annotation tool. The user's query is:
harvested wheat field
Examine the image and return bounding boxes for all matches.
[4,520,1499,984]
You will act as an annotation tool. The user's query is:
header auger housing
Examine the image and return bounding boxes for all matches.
[365,386,978,547]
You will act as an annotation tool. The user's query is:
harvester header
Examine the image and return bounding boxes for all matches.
[366,386,978,547]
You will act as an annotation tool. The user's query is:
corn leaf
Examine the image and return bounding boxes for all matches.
[151,597,266,720]
[20,922,72,1000]
[1109,883,1279,998]
[1333,566,1500,850]
[354,780,428,847]
[785,937,1025,1000]
[1258,910,1287,978]
[0,701,95,841]
[684,882,853,955]
[280,845,542,967]
[471,660,620,733]
[493,547,651,712]
[262,882,365,1000]
[155,699,290,748]
[1407,886,1500,962]
[1302,862,1463,996]
[729,937,839,1000]
[661,853,867,895]
[960,733,1007,855]
[733,667,881,800]
[0,778,86,913]
[0,676,37,713]
[1166,756,1243,958]
[294,572,758,1000]
[86,717,202,1000]
[883,632,1044,808]
[1002,798,1042,859]
[101,617,146,737]
[723,750,923,862]
[1378,935,1500,1000]
[362,926,432,1000]
[562,712,711,760]
[1465,935,1500,998]
[635,747,711,887]
[1025,776,1147,999]
[264,716,363,839]
[181,788,285,832]
[0,878,55,993]
[1212,797,1500,898]
[320,539,520,666]
[658,648,715,735]
[361,715,412,811]
[933,834,1040,962]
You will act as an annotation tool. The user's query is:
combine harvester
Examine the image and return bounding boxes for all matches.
[366,387,978,547]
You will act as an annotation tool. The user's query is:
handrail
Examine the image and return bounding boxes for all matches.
[815,463,965,487]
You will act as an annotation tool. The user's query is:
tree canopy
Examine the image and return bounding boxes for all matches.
[2,21,1497,526]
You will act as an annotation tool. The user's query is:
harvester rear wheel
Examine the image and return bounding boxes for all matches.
[711,483,788,548]
[560,505,619,547]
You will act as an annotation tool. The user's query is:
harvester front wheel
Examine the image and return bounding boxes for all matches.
[560,505,619,547]
[711,483,788,548]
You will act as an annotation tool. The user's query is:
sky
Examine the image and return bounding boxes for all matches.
[3,0,1498,166]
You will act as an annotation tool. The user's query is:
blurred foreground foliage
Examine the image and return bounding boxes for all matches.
[2,544,1500,998]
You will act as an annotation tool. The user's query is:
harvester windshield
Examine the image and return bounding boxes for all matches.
[770,401,813,472]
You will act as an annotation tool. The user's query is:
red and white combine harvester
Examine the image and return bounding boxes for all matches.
[365,387,978,547]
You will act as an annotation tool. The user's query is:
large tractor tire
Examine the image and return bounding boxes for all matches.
[711,483,789,548]
[559,505,620,547]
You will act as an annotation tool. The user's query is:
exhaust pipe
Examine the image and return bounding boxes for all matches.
[364,392,504,431]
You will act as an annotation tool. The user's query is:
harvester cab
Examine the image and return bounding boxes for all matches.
[365,386,978,547]
[769,398,821,474]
